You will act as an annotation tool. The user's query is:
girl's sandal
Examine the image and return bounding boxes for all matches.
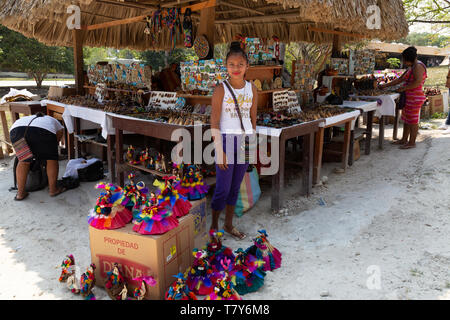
[224,226,247,241]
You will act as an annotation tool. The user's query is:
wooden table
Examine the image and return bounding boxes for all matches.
[313,111,361,185]
[45,102,75,159]
[9,101,46,122]
[111,115,210,186]
[350,93,401,149]
[0,103,13,155]
[257,120,323,212]
[339,101,378,159]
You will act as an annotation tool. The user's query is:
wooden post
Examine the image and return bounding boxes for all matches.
[332,34,341,57]
[197,5,216,60]
[73,29,85,95]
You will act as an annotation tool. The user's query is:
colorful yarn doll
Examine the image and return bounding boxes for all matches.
[186,249,216,295]
[245,230,282,272]
[205,258,241,300]
[154,176,192,218]
[233,248,266,295]
[132,202,179,235]
[105,263,128,300]
[88,183,132,230]
[181,165,210,201]
[66,269,80,295]
[80,264,96,300]
[126,145,139,165]
[139,148,149,167]
[166,272,197,300]
[59,254,75,283]
[206,229,235,273]
[121,176,149,216]
[131,276,156,300]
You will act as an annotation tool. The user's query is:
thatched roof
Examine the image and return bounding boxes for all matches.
[0,0,409,50]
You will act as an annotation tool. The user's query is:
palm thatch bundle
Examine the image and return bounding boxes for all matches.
[0,0,408,50]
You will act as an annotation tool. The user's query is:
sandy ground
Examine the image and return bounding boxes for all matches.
[1,120,450,300]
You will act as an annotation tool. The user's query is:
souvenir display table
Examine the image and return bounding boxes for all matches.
[0,103,13,155]
[9,100,46,122]
[349,93,401,148]
[338,100,378,159]
[256,119,323,212]
[110,114,212,187]
[313,110,361,185]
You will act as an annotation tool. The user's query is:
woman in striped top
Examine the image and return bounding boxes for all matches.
[379,47,427,149]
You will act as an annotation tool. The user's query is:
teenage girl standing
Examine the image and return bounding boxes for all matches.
[209,42,258,240]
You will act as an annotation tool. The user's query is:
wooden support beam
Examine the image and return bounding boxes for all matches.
[218,1,265,15]
[73,29,84,95]
[181,0,216,13]
[197,3,215,59]
[308,26,367,39]
[82,11,154,31]
[161,0,196,7]
[96,0,157,10]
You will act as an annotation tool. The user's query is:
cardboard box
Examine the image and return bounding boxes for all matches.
[428,94,444,114]
[89,214,195,300]
[48,86,77,98]
[189,197,208,250]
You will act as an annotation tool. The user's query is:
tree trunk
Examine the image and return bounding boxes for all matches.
[29,71,47,88]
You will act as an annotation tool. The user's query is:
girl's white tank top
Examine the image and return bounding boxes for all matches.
[220,80,254,134]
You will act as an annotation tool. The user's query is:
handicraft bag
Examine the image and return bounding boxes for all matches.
[235,165,261,217]
[12,116,38,162]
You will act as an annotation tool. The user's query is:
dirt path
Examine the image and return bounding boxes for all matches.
[1,121,450,300]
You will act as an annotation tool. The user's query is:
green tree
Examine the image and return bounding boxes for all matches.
[403,0,450,25]
[387,58,401,68]
[0,25,74,87]
[395,32,450,48]
[138,48,197,71]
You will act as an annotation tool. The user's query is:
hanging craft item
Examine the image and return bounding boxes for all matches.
[182,8,193,48]
[233,248,266,295]
[144,16,152,35]
[87,183,133,230]
[273,36,280,61]
[194,34,210,59]
[245,230,282,272]
[80,264,96,300]
[131,276,157,300]
[105,263,129,300]
[166,272,198,300]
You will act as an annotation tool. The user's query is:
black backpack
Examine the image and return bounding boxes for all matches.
[77,160,104,182]
[11,156,48,192]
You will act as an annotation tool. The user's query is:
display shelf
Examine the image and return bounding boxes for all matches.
[126,163,216,187]
[83,85,149,94]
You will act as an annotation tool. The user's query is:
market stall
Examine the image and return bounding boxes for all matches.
[0,0,410,300]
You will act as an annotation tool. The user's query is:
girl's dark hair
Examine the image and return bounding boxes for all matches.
[402,46,418,63]
[35,112,45,117]
[226,41,248,63]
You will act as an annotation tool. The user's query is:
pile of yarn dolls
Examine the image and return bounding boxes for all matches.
[58,163,282,300]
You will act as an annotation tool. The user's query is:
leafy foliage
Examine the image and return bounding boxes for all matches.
[403,0,450,25]
[0,25,73,87]
[387,58,402,68]
[394,32,450,48]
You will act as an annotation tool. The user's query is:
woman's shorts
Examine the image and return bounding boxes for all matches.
[10,126,58,162]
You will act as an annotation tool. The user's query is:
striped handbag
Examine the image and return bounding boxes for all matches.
[12,116,38,162]
[235,165,261,217]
